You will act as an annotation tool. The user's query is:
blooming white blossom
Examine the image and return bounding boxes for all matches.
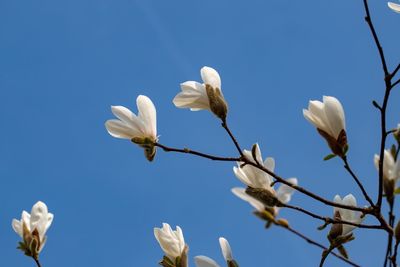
[332,194,363,237]
[232,143,297,210]
[374,149,400,182]
[12,201,54,256]
[233,143,275,194]
[154,223,186,262]
[388,1,400,12]
[173,66,227,120]
[303,96,347,156]
[232,178,298,214]
[105,95,157,161]
[194,256,220,267]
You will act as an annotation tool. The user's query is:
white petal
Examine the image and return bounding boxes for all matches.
[276,178,297,204]
[173,82,210,110]
[30,201,51,241]
[219,237,233,261]
[105,120,140,139]
[323,96,346,139]
[194,256,220,267]
[231,187,265,211]
[305,100,330,133]
[12,219,23,238]
[388,2,400,12]
[111,105,144,133]
[136,95,157,139]
[201,66,221,89]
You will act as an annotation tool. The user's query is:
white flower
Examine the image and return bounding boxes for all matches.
[173,66,227,120]
[105,95,157,161]
[154,223,186,262]
[333,194,363,236]
[303,96,347,156]
[232,177,297,213]
[388,1,400,12]
[374,149,400,181]
[303,96,345,139]
[232,143,297,209]
[106,95,157,140]
[12,201,54,255]
[233,143,275,193]
[194,256,220,267]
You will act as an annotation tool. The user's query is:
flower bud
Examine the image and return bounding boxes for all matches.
[205,84,228,121]
[395,220,400,243]
[276,218,289,228]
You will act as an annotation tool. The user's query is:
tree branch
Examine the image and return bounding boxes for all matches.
[155,143,241,162]
[281,203,383,230]
[275,224,360,267]
[342,156,374,207]
[221,119,244,157]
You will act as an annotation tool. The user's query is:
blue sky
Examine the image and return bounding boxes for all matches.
[1,0,399,266]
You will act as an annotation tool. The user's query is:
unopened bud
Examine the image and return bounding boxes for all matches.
[395,220,400,243]
[245,187,278,207]
[317,128,348,157]
[384,178,395,202]
[276,218,289,228]
[328,211,343,241]
[159,256,175,267]
[205,84,228,121]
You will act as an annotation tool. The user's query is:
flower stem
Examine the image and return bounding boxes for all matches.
[33,257,42,267]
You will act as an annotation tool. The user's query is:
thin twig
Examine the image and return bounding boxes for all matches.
[392,78,400,89]
[276,224,360,267]
[342,156,375,207]
[221,119,244,157]
[281,203,383,230]
[243,160,369,212]
[362,0,389,77]
[155,143,241,162]
[33,257,42,267]
[392,64,400,79]
[319,245,336,267]
[391,242,400,266]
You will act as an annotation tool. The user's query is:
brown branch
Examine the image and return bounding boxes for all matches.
[392,64,400,79]
[243,159,368,212]
[319,245,336,267]
[281,203,383,230]
[276,224,360,267]
[391,241,400,266]
[154,143,241,162]
[392,78,400,89]
[342,156,375,207]
[362,0,389,77]
[221,119,244,157]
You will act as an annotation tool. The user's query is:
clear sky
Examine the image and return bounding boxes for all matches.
[1,0,400,266]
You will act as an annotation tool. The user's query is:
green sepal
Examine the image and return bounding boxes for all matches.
[323,154,336,161]
[159,256,175,267]
[394,188,400,195]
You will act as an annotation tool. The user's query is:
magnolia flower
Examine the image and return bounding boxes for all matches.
[194,237,237,267]
[331,194,363,238]
[154,223,186,264]
[233,143,275,194]
[232,177,297,214]
[374,149,400,182]
[233,143,297,208]
[12,201,54,258]
[105,95,157,161]
[303,96,348,156]
[173,66,228,120]
[374,149,400,197]
[388,1,400,12]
